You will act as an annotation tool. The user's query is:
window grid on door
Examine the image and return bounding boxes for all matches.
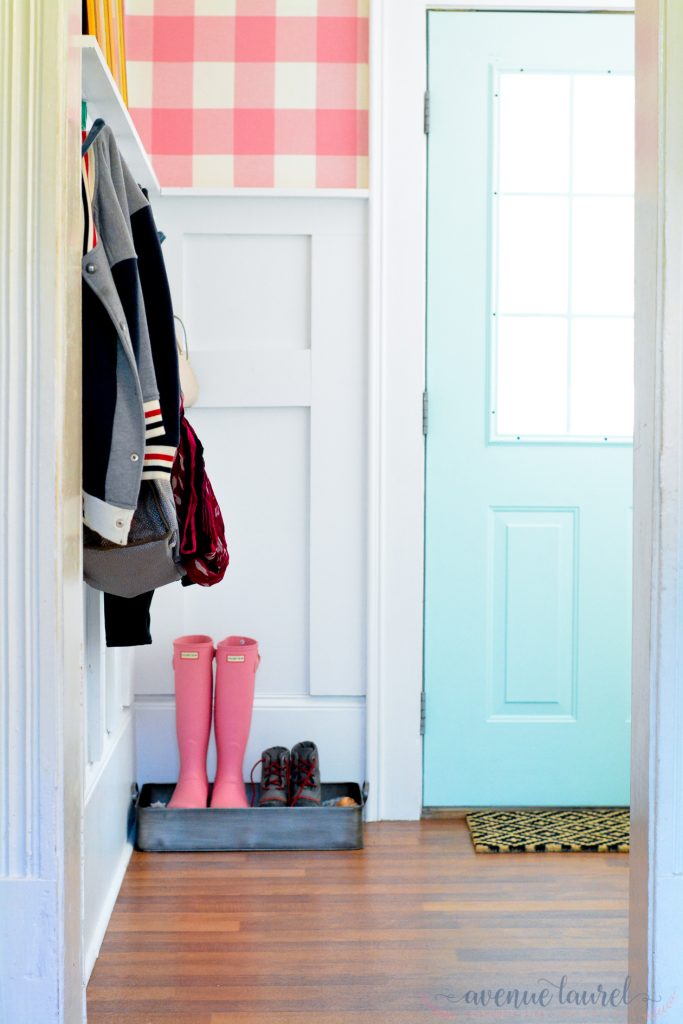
[488,68,635,444]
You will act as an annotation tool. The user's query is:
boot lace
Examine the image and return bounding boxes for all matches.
[290,757,318,807]
[249,756,288,807]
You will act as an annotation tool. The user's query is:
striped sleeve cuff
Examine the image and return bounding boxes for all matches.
[141,444,177,481]
[144,400,165,440]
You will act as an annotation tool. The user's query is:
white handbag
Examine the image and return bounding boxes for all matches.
[174,315,199,408]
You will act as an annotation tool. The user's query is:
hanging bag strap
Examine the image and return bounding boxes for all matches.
[174,315,200,408]
[174,315,189,359]
[81,117,106,157]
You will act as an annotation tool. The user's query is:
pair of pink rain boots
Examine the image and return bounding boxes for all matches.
[168,634,260,809]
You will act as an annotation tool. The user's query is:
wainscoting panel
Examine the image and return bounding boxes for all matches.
[183,232,312,352]
[134,195,368,785]
[133,406,311,698]
[83,586,135,979]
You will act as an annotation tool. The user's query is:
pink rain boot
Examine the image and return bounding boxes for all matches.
[210,636,259,808]
[168,634,215,809]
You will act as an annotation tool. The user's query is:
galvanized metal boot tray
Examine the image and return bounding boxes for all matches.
[135,782,367,852]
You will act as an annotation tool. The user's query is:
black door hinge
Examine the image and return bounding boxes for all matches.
[423,390,429,436]
[424,90,431,135]
[420,690,426,735]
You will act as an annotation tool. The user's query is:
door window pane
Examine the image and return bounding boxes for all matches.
[498,72,571,193]
[571,197,634,316]
[498,196,569,314]
[573,74,634,194]
[495,318,568,436]
[490,69,634,443]
[570,319,634,436]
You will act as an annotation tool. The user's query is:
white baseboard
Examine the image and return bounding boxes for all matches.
[84,838,133,983]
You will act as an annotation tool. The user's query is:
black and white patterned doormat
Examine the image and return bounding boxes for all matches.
[466,808,630,853]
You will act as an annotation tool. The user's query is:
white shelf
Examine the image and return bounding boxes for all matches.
[80,36,160,194]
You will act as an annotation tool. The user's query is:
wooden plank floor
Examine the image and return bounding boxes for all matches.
[87,820,629,1024]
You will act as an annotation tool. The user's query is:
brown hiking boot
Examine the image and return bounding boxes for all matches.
[290,741,321,806]
[258,746,290,807]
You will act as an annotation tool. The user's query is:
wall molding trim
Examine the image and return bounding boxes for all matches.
[84,714,135,807]
[0,0,84,1020]
[366,0,428,821]
[136,694,365,710]
[629,0,683,1015]
[84,840,133,984]
[160,188,370,199]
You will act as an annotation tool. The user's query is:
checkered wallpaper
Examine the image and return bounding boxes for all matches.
[125,1,369,189]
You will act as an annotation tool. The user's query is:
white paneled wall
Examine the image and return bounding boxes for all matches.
[134,196,368,787]
[83,586,136,979]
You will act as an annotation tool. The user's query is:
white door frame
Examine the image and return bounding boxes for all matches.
[0,0,84,1021]
[628,0,683,1014]
[367,0,683,1013]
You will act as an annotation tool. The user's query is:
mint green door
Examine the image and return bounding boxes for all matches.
[424,12,634,807]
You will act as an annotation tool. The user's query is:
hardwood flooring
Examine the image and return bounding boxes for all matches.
[87,820,629,1024]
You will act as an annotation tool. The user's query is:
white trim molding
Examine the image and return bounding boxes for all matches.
[366,0,428,821]
[0,1,84,1021]
[160,187,369,199]
[629,0,683,1017]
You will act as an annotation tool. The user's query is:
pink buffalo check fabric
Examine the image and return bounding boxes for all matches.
[125,0,369,188]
